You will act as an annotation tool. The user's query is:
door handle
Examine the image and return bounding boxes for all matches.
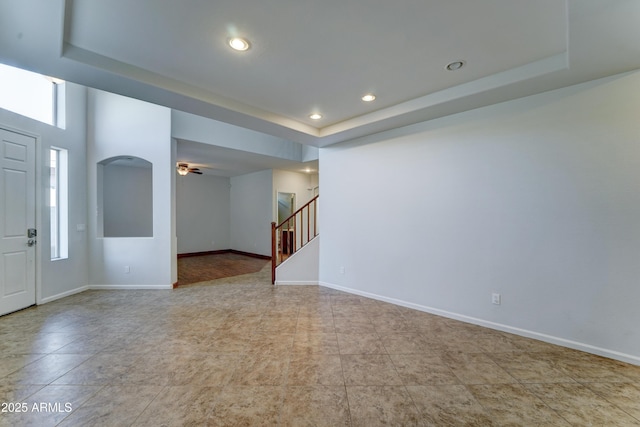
[27,239,36,247]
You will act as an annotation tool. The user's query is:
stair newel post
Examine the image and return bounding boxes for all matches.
[271,221,276,284]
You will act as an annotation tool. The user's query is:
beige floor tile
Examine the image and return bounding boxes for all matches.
[441,352,517,385]
[467,383,571,426]
[295,315,335,333]
[297,306,334,318]
[215,315,262,335]
[2,354,93,385]
[255,314,298,333]
[506,334,568,352]
[0,384,44,404]
[292,332,340,355]
[361,301,403,316]
[347,386,422,427]
[390,354,459,386]
[341,354,403,386]
[206,332,251,354]
[1,266,637,426]
[51,353,136,385]
[553,355,635,383]
[474,334,523,352]
[0,354,45,378]
[525,383,640,426]
[487,352,576,383]
[207,385,283,426]
[401,315,451,334]
[288,354,344,386]
[168,353,240,387]
[230,353,290,386]
[584,382,640,420]
[369,315,412,334]
[1,385,102,427]
[52,334,116,355]
[132,385,222,426]
[99,333,158,355]
[437,338,484,353]
[613,362,640,382]
[337,333,387,354]
[121,354,184,386]
[247,333,294,356]
[379,333,434,354]
[331,295,366,306]
[333,316,376,333]
[57,385,162,427]
[406,384,495,426]
[280,386,350,427]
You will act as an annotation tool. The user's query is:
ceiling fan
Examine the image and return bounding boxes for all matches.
[176,162,203,176]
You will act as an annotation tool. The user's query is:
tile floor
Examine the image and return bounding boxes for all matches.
[1,266,639,426]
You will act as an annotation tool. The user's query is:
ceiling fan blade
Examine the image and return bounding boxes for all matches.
[191,170,203,175]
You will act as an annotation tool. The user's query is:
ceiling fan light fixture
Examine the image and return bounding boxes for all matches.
[228,37,250,51]
[177,163,190,176]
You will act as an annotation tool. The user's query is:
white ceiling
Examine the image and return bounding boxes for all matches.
[1,0,639,148]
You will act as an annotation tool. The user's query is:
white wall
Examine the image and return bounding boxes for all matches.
[320,71,640,364]
[276,236,319,285]
[273,169,318,217]
[230,169,273,256]
[88,89,173,288]
[0,83,89,303]
[176,173,230,254]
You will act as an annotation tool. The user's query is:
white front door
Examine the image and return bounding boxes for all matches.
[0,127,36,316]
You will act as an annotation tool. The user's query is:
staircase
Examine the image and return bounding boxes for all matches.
[271,195,319,284]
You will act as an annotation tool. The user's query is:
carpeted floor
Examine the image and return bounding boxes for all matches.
[177,252,270,286]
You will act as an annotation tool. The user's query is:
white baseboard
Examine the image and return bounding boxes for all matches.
[89,284,173,290]
[38,286,90,305]
[319,281,640,366]
[275,280,319,286]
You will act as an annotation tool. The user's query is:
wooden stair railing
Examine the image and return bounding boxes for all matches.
[271,195,319,284]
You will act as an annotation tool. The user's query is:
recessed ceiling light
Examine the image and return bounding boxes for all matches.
[228,37,250,51]
[361,94,376,102]
[309,113,322,120]
[446,60,465,71]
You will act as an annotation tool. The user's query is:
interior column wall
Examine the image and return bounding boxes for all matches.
[87,89,173,288]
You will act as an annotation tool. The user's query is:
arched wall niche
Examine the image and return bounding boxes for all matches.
[97,155,153,238]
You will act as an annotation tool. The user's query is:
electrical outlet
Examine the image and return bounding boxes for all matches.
[124,265,130,274]
[492,293,501,305]
[340,266,345,275]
